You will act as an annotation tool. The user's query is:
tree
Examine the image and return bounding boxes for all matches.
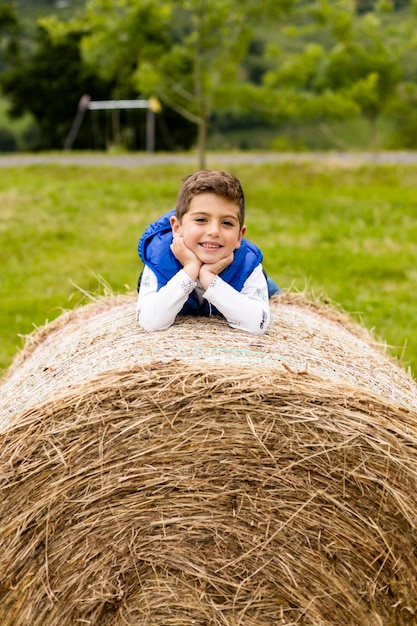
[1,25,113,149]
[44,0,297,167]
[388,82,417,147]
[0,0,20,67]
[142,0,305,167]
[316,4,403,149]
[258,0,409,150]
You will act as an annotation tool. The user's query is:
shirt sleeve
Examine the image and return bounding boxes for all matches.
[203,263,270,335]
[136,265,197,331]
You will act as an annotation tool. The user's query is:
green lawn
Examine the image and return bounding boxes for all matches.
[1,159,416,377]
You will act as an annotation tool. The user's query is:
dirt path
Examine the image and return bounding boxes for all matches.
[1,150,417,168]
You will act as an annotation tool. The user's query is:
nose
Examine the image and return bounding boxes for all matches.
[207,219,220,236]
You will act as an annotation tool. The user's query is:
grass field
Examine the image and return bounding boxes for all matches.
[1,158,416,378]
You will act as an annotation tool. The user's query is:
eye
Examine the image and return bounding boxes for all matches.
[195,217,206,223]
[222,220,235,227]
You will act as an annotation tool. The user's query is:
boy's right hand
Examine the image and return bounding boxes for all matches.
[170,236,201,280]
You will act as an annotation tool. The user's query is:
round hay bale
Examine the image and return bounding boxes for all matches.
[1,292,417,626]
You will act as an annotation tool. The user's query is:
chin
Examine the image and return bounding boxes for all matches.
[200,255,223,265]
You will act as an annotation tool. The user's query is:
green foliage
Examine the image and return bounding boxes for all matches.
[0,93,40,150]
[0,160,416,379]
[0,0,20,66]
[79,0,171,95]
[2,0,417,153]
[387,82,417,147]
[318,12,402,119]
[137,0,283,164]
[0,15,197,152]
[258,0,412,151]
[15,0,86,31]
[44,0,298,166]
[0,25,114,149]
[356,0,413,11]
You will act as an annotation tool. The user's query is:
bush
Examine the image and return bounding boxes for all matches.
[0,127,16,152]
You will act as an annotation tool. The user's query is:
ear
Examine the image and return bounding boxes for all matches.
[235,224,246,248]
[170,214,182,237]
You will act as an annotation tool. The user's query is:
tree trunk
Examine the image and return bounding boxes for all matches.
[197,116,207,170]
[369,117,379,154]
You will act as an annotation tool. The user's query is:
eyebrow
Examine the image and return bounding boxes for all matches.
[189,210,239,220]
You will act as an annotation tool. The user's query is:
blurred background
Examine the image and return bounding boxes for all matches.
[1,0,417,162]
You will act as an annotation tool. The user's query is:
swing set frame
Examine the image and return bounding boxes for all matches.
[64,95,160,152]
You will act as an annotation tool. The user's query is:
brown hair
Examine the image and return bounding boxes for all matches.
[176,170,245,227]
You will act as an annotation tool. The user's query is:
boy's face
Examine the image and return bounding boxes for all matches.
[170,193,246,265]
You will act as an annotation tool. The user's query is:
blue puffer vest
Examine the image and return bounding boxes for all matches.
[137,209,263,317]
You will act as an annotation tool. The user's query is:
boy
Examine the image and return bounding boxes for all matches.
[136,169,278,335]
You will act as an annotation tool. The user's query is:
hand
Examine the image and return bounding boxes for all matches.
[170,236,201,280]
[199,252,234,290]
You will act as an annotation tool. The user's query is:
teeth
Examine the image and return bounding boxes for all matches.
[202,243,220,249]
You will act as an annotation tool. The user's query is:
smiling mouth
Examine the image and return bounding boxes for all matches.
[199,242,222,250]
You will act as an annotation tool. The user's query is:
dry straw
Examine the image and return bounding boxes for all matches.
[1,292,417,625]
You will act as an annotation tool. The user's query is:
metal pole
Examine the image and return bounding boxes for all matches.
[64,95,91,151]
[146,109,155,153]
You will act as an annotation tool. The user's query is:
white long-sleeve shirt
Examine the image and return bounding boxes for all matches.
[136,263,270,335]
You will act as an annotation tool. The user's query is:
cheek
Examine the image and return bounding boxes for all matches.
[182,224,199,241]
[179,231,196,249]
[229,232,242,249]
